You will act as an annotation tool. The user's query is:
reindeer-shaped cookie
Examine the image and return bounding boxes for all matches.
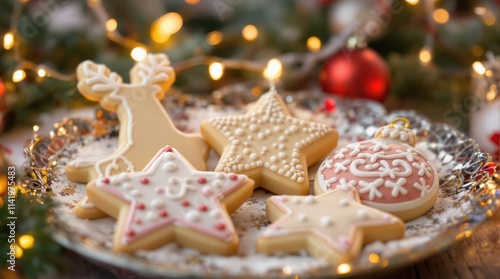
[67,54,208,219]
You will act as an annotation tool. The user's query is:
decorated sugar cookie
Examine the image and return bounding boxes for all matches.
[314,118,439,221]
[257,186,405,264]
[86,146,254,254]
[67,54,209,219]
[200,90,338,195]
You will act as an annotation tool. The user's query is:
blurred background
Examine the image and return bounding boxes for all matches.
[0,0,499,157]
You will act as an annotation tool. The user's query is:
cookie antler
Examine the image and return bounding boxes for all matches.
[76,61,123,111]
[130,53,175,100]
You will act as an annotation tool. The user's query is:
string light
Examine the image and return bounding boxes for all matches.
[472,61,486,75]
[405,0,419,5]
[37,68,47,78]
[337,263,352,274]
[3,32,14,50]
[433,9,449,24]
[106,18,118,32]
[14,244,23,258]
[19,235,35,249]
[242,25,258,41]
[483,12,496,26]
[207,31,223,46]
[419,47,432,65]
[306,36,321,52]
[208,62,224,80]
[184,0,200,4]
[130,46,148,62]
[368,253,380,264]
[472,45,484,57]
[263,58,282,81]
[12,69,26,82]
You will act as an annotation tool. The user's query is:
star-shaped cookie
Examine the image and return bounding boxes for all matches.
[200,90,338,195]
[257,186,405,264]
[86,146,254,255]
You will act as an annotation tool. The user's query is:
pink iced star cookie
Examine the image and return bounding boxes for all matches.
[86,146,254,255]
[257,186,405,264]
[201,90,338,195]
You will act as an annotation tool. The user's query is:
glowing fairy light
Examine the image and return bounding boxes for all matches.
[472,61,486,75]
[3,32,14,50]
[208,62,224,81]
[130,47,147,62]
[12,69,26,82]
[242,25,258,41]
[307,36,321,52]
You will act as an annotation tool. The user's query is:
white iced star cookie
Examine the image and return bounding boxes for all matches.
[315,118,439,221]
[86,146,254,255]
[68,54,209,220]
[257,186,405,264]
[201,90,338,195]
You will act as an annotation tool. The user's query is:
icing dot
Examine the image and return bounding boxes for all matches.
[110,177,120,185]
[357,210,368,220]
[235,128,245,136]
[278,144,286,150]
[164,146,173,152]
[102,178,110,184]
[134,218,142,225]
[210,209,221,218]
[151,199,165,209]
[198,177,207,184]
[270,156,278,163]
[215,222,226,231]
[304,195,316,204]
[136,203,145,210]
[123,183,132,190]
[290,125,298,132]
[185,177,193,184]
[249,124,258,132]
[321,216,333,227]
[202,186,214,196]
[279,195,288,202]
[243,148,250,155]
[131,189,141,197]
[146,211,158,222]
[298,213,308,222]
[118,173,130,181]
[291,197,301,204]
[279,135,286,142]
[125,230,136,238]
[230,174,238,180]
[258,133,266,140]
[163,162,177,172]
[198,204,208,212]
[159,210,169,218]
[181,200,190,207]
[155,186,164,193]
[278,152,287,159]
[140,177,150,185]
[250,153,258,160]
[164,152,175,160]
[339,199,349,207]
[186,211,201,222]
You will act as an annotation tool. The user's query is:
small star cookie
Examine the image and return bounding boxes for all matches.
[257,186,405,264]
[200,90,338,195]
[86,146,254,255]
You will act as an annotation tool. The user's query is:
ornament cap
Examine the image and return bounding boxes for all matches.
[374,118,417,147]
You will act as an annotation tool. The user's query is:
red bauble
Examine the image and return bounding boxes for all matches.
[320,48,391,103]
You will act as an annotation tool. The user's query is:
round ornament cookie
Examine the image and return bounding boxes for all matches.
[314,118,439,221]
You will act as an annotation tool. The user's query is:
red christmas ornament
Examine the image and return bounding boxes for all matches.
[320,48,391,103]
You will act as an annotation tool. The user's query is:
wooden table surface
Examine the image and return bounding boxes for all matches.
[45,208,500,279]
